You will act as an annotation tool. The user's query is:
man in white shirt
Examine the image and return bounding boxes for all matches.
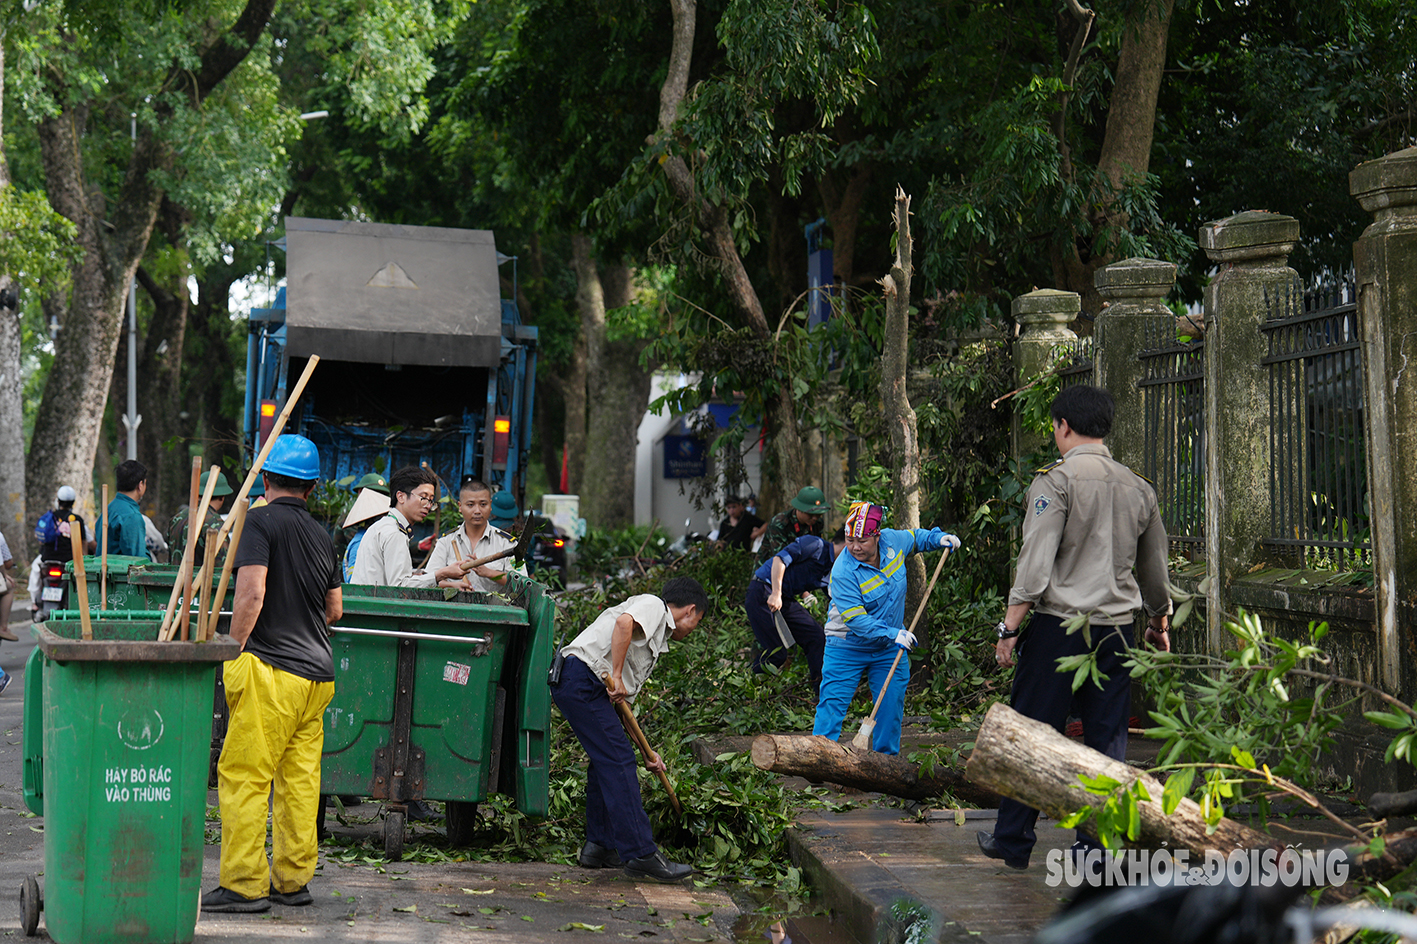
[350,466,468,588]
[427,480,516,593]
[553,577,709,883]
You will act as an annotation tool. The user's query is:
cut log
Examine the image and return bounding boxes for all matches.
[1368,789,1417,819]
[751,734,1000,806]
[966,702,1277,857]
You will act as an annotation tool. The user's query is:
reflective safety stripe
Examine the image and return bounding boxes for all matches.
[842,605,867,621]
[859,574,884,593]
[882,553,905,578]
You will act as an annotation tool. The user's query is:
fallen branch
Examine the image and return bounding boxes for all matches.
[751,733,1000,806]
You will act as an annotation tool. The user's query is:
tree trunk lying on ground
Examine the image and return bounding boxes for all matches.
[964,703,1417,899]
[750,734,1000,806]
[965,702,1277,857]
[1368,790,1417,819]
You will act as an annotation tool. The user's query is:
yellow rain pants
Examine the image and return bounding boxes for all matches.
[218,651,334,898]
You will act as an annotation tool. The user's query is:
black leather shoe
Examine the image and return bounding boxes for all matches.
[578,840,623,869]
[623,851,693,883]
[407,799,440,821]
[270,884,313,906]
[200,885,271,913]
[976,831,1028,870]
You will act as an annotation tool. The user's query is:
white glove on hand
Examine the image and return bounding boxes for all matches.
[895,629,917,650]
[940,533,962,552]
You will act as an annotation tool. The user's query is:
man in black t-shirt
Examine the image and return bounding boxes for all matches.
[202,435,343,914]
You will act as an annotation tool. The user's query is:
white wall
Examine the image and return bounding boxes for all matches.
[634,371,761,540]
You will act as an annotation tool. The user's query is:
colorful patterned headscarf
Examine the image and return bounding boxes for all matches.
[844,502,884,539]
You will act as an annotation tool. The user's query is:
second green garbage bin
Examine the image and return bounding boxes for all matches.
[23,617,240,944]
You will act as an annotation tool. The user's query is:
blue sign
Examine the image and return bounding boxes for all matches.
[663,435,707,479]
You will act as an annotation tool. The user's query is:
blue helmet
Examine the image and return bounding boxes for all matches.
[262,435,321,481]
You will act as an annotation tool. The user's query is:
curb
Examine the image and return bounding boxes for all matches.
[787,812,971,944]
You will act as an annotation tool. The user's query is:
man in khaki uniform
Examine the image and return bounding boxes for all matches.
[428,480,516,593]
[977,384,1171,871]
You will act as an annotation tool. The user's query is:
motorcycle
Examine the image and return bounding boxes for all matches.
[33,559,67,622]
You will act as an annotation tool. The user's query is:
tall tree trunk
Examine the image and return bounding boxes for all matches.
[191,273,242,477]
[817,159,873,297]
[657,0,807,501]
[572,235,648,528]
[133,204,193,522]
[0,39,26,567]
[1055,0,1175,315]
[879,188,928,648]
[26,0,278,543]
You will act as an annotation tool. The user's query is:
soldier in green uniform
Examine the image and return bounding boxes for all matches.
[169,469,234,567]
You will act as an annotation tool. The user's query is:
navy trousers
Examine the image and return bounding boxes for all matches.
[993,612,1133,864]
[744,579,825,685]
[549,655,657,861]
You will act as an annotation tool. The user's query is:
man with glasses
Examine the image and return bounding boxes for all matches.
[350,466,469,588]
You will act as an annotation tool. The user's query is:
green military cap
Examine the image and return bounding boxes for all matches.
[202,470,233,498]
[790,486,828,515]
[354,473,390,495]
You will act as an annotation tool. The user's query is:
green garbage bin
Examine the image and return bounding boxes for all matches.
[328,572,554,858]
[21,616,241,943]
[62,555,153,613]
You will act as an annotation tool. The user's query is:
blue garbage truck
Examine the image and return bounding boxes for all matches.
[243,216,538,500]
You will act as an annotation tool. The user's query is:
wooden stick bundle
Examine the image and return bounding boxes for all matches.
[69,526,92,641]
[205,497,249,641]
[159,461,221,642]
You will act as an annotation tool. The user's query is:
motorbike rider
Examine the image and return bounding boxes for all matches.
[35,486,96,563]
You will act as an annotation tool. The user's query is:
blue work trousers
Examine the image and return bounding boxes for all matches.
[811,634,909,754]
[744,579,825,685]
[550,655,657,861]
[993,613,1134,865]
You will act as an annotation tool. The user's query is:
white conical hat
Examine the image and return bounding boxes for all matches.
[343,488,392,529]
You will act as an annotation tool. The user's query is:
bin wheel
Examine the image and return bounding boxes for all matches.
[384,810,405,861]
[445,801,478,845]
[20,874,40,936]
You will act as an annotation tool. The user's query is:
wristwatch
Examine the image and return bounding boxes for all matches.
[994,620,1019,640]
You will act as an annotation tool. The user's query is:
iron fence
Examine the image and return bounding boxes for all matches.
[1261,278,1369,569]
[1138,314,1205,557]
[1057,335,1096,388]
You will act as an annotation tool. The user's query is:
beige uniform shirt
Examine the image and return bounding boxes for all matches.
[560,595,674,699]
[1008,443,1171,625]
[427,524,517,593]
[351,510,436,588]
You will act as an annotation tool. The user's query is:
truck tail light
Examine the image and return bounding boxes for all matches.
[258,400,277,448]
[492,415,510,467]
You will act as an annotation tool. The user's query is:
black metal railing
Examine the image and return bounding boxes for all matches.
[1057,335,1095,389]
[1260,278,1369,570]
[1138,314,1205,557]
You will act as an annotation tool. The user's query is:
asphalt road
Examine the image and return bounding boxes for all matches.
[0,603,742,943]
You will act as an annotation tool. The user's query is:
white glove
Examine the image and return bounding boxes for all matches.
[940,533,961,551]
[895,629,917,650]
[800,592,817,609]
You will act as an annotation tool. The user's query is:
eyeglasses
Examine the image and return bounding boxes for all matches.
[412,492,437,505]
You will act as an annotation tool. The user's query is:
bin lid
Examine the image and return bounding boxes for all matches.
[64,555,151,577]
[36,625,242,662]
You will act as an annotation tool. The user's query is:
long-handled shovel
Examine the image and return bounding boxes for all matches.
[100,484,108,612]
[851,547,952,751]
[603,675,682,815]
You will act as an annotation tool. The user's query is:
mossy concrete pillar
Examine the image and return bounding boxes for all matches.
[1199,211,1300,652]
[1095,258,1178,472]
[1012,289,1079,459]
[1351,147,1417,695]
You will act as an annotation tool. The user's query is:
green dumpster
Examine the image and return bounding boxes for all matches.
[62,555,153,613]
[329,572,554,857]
[20,616,241,943]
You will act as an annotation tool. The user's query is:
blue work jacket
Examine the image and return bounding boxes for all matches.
[830,528,945,645]
[752,534,835,597]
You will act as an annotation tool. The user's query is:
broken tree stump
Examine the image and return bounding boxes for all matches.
[965,702,1277,858]
[750,734,1000,806]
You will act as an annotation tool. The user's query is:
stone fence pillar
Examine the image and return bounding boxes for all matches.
[1351,147,1417,695]
[1094,258,1178,472]
[1012,289,1079,459]
[1199,211,1300,652]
